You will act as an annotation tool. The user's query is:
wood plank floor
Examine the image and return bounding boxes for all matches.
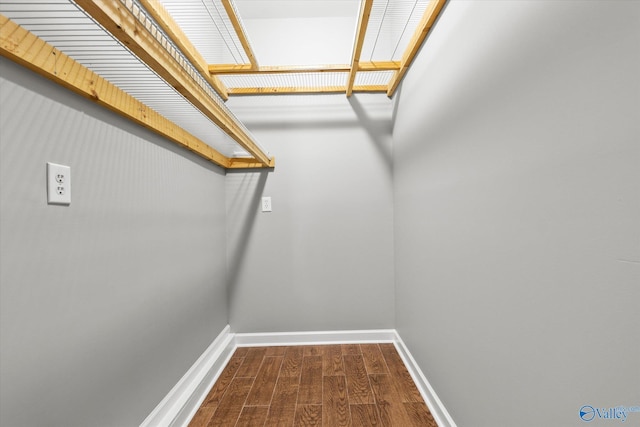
[189,344,437,427]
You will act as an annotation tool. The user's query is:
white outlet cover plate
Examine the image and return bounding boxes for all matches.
[47,162,71,205]
[261,197,272,212]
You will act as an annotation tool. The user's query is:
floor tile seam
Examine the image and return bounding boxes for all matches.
[206,355,246,409]
[291,350,304,424]
[321,357,325,425]
[343,353,376,406]
[247,355,284,406]
[242,353,284,427]
[342,343,362,356]
[363,367,385,423]
[361,343,391,376]
[259,353,286,426]
[230,376,257,427]
[298,354,323,406]
[379,346,408,400]
[375,343,394,377]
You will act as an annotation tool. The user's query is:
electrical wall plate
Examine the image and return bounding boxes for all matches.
[261,197,272,212]
[47,162,71,205]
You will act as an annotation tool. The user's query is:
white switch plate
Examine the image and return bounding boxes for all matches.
[47,162,71,205]
[261,197,272,212]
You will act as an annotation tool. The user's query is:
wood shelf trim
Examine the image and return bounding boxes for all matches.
[221,0,258,69]
[346,0,374,97]
[137,0,229,100]
[73,0,272,167]
[0,15,232,169]
[227,157,276,169]
[387,0,447,97]
[209,61,400,75]
[359,61,401,71]
[227,85,387,96]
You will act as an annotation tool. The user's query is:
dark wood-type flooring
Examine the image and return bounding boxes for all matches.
[188,343,437,426]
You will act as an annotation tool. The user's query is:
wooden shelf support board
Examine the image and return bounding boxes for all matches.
[73,0,272,167]
[209,62,400,75]
[346,0,374,97]
[387,0,447,97]
[0,15,271,170]
[221,0,258,69]
[228,157,276,169]
[137,0,229,100]
[227,85,387,96]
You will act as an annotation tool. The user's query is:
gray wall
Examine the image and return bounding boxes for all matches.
[0,58,229,427]
[392,1,640,427]
[225,94,395,332]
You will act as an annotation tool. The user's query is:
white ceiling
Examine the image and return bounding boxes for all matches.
[239,15,359,66]
[234,0,361,20]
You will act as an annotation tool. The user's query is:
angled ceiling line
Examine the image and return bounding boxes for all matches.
[73,0,272,166]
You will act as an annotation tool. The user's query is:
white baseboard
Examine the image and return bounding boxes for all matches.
[393,334,457,427]
[144,327,455,427]
[233,328,397,347]
[140,325,235,427]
